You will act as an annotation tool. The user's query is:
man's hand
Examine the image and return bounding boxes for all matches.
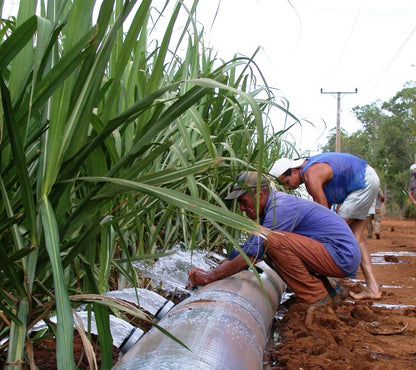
[186,254,253,289]
[186,268,212,289]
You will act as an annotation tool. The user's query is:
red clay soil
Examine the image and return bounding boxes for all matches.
[28,332,119,369]
[264,217,416,369]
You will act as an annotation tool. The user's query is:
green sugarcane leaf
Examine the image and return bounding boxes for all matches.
[83,177,262,235]
[0,72,37,247]
[40,195,75,370]
[0,15,37,70]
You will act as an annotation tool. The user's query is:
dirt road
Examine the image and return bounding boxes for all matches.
[265,217,416,369]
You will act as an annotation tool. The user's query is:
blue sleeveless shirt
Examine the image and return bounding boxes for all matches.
[301,152,367,204]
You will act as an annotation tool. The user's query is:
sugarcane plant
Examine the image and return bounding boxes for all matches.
[0,0,298,368]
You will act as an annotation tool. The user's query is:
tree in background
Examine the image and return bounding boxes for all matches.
[321,82,416,216]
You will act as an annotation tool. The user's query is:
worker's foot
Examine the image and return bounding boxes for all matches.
[367,235,372,239]
[310,294,332,307]
[375,233,380,240]
[349,287,382,301]
[330,284,349,306]
[306,296,336,329]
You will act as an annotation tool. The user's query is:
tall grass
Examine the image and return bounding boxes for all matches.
[0,0,295,368]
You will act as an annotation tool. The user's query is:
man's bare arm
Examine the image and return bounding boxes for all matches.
[187,254,257,287]
[303,163,333,208]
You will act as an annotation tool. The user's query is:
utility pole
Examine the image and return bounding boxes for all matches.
[320,88,358,152]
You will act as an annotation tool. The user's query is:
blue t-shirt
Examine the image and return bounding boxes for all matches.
[301,152,367,204]
[410,176,416,199]
[230,191,360,278]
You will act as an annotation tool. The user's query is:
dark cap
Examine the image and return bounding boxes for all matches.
[224,171,269,200]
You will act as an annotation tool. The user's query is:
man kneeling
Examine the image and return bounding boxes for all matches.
[187,171,360,306]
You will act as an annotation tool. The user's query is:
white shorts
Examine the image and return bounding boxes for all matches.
[368,197,377,215]
[338,165,380,220]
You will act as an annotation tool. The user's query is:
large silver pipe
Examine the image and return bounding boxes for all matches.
[113,261,286,370]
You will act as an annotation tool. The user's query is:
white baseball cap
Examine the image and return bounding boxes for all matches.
[410,163,416,174]
[269,158,305,178]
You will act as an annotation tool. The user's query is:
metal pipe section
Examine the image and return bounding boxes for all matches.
[114,261,286,370]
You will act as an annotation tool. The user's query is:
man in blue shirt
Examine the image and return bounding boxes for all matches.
[409,164,416,226]
[187,171,360,306]
[269,152,381,301]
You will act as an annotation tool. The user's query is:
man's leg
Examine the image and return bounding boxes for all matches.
[374,208,381,239]
[346,218,382,300]
[264,231,345,304]
[338,166,381,300]
[366,215,373,238]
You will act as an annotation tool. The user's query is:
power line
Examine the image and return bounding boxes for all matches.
[363,24,416,99]
[327,3,363,84]
[320,88,358,152]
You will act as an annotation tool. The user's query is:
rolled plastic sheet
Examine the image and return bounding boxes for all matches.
[104,288,175,319]
[31,311,142,349]
[30,289,174,353]
[114,262,286,370]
